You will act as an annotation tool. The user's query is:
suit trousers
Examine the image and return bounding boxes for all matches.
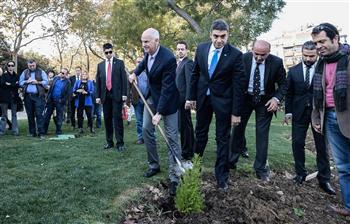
[142,98,181,183]
[178,101,194,160]
[292,106,330,183]
[194,96,231,187]
[232,95,273,178]
[24,94,45,136]
[69,98,77,127]
[103,91,124,146]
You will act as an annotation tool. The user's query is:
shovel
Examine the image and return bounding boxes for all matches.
[128,72,186,175]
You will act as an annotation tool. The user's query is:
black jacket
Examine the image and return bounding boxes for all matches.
[134,46,179,115]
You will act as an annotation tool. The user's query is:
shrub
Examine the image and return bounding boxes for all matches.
[175,154,204,214]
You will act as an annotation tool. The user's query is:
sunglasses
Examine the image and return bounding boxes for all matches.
[104,51,113,55]
[7,64,15,67]
[313,25,337,35]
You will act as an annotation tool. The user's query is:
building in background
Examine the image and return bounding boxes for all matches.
[267,24,348,69]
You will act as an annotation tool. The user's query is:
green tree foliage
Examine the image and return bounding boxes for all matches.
[175,154,204,214]
[109,0,285,54]
[24,50,52,72]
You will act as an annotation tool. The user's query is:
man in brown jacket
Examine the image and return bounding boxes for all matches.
[311,22,350,217]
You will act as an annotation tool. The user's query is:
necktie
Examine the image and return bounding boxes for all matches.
[253,63,261,103]
[305,66,311,89]
[106,60,112,91]
[148,56,155,71]
[208,49,219,78]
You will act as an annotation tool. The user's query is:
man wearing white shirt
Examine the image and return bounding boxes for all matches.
[230,40,287,183]
[284,41,335,195]
[96,43,128,151]
[187,19,245,190]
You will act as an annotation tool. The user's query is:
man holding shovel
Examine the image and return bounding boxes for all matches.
[129,28,181,196]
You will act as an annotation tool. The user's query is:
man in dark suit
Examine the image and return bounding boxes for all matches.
[67,66,82,129]
[187,19,245,190]
[284,41,335,195]
[175,40,194,162]
[96,43,128,151]
[129,28,181,196]
[231,40,287,183]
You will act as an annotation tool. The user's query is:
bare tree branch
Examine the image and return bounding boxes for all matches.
[167,0,202,33]
[88,44,103,60]
[19,29,65,49]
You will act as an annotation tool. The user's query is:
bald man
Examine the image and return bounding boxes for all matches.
[230,40,287,182]
[129,28,181,196]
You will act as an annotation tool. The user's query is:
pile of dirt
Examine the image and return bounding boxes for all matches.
[121,172,350,224]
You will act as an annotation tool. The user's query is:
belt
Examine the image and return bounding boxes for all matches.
[26,93,39,96]
[326,107,335,111]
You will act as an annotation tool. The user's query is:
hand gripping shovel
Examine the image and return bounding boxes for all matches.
[129,73,186,175]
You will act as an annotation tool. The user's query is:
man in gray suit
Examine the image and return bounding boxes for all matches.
[129,28,181,196]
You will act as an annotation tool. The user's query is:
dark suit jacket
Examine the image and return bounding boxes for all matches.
[189,42,245,116]
[134,45,179,116]
[95,57,128,104]
[176,57,193,103]
[285,62,313,121]
[243,52,287,102]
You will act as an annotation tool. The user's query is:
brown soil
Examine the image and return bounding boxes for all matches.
[121,172,350,224]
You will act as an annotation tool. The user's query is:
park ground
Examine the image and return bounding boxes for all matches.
[1,116,349,223]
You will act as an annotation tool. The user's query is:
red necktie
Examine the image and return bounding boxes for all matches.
[106,60,112,91]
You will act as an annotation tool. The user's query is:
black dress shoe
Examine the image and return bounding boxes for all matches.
[104,143,114,149]
[143,168,160,178]
[136,139,144,144]
[218,182,229,191]
[116,145,126,152]
[241,149,249,158]
[170,181,178,196]
[319,182,336,195]
[293,175,306,184]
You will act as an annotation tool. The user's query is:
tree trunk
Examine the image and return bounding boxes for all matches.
[12,52,18,74]
[83,42,90,72]
[167,0,202,33]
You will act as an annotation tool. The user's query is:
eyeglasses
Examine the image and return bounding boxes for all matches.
[7,64,15,67]
[104,51,113,55]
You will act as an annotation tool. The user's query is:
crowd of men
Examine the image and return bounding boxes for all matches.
[0,19,349,216]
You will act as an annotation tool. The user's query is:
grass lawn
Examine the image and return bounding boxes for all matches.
[0,113,317,224]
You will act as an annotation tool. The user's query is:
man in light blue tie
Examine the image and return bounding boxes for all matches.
[187,19,245,190]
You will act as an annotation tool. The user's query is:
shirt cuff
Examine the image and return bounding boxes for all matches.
[273,97,280,104]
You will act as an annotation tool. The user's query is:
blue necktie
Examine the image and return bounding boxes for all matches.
[208,49,219,78]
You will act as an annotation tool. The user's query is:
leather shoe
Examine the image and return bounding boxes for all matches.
[170,181,178,196]
[218,182,229,191]
[136,139,144,144]
[241,149,249,158]
[116,145,126,152]
[259,176,270,184]
[104,143,114,149]
[319,182,336,195]
[293,175,306,184]
[143,168,160,178]
[327,204,350,217]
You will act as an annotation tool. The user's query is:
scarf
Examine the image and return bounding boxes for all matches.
[313,51,348,112]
